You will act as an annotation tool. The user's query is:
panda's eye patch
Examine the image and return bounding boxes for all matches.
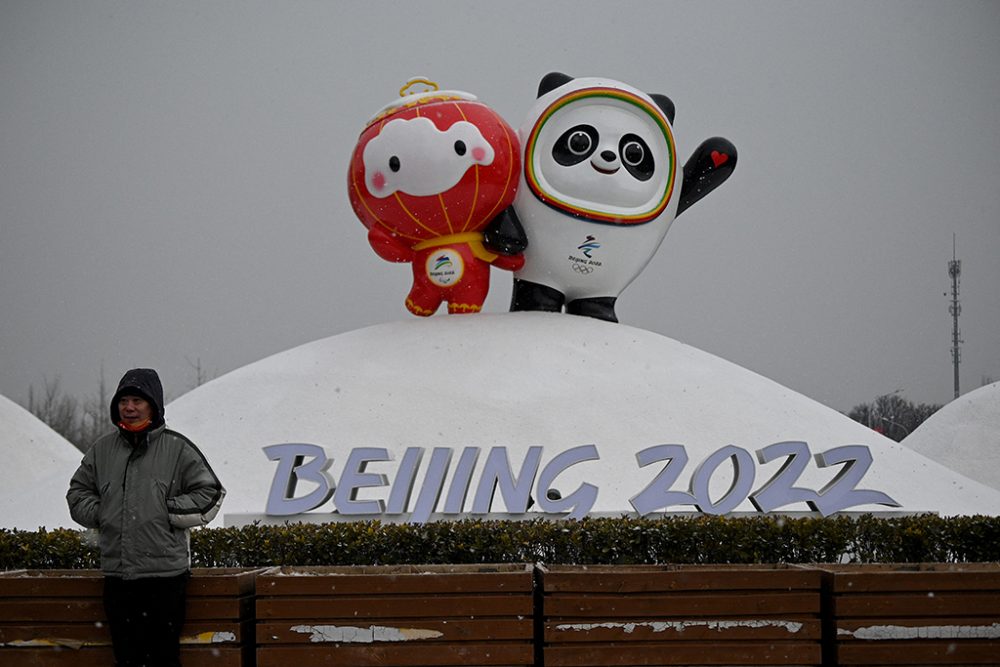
[389,156,401,173]
[619,134,654,181]
[553,124,599,166]
[454,140,467,156]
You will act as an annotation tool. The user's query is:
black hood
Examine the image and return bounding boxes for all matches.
[110,368,165,427]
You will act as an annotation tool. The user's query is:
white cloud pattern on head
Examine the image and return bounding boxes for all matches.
[363,117,494,198]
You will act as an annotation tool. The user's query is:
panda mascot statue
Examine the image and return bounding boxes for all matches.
[487,72,737,323]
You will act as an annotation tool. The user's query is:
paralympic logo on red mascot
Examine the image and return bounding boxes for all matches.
[348,78,526,316]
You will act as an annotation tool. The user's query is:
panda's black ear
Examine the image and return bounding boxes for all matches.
[538,72,574,98]
[650,94,675,124]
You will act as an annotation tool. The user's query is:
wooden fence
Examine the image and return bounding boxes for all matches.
[0,568,258,666]
[255,564,535,666]
[1,564,997,666]
[541,564,823,666]
[818,563,1000,666]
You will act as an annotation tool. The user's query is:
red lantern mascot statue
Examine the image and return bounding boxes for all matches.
[348,78,526,316]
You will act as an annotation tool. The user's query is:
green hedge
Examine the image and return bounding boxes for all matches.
[2,515,999,570]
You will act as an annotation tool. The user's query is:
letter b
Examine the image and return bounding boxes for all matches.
[263,443,334,516]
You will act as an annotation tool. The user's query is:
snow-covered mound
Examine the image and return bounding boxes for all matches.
[167,314,1000,524]
[901,382,1000,492]
[0,394,83,529]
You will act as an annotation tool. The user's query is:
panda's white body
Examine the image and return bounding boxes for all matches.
[513,77,681,302]
[513,199,676,301]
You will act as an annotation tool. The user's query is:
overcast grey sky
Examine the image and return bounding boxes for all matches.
[2,0,998,414]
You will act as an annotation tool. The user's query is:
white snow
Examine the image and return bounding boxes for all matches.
[0,393,83,529]
[166,314,1000,524]
[901,382,1000,492]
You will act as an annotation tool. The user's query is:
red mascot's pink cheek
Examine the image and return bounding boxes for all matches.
[371,171,386,192]
[472,146,486,162]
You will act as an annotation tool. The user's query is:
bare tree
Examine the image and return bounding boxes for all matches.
[27,370,111,452]
[78,366,111,446]
[185,356,216,390]
[847,390,941,442]
[27,376,81,447]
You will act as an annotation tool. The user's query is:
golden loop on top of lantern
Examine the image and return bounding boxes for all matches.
[399,77,439,97]
[366,78,477,127]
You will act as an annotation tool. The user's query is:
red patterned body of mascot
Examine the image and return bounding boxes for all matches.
[348,79,523,315]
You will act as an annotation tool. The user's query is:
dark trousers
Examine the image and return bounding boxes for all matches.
[103,573,190,667]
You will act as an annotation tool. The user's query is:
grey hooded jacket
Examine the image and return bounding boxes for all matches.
[66,369,225,578]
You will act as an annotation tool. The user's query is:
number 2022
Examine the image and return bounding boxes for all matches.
[629,442,901,517]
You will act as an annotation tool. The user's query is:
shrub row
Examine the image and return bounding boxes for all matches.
[2,514,998,570]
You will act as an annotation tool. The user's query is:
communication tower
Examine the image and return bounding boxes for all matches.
[948,235,962,399]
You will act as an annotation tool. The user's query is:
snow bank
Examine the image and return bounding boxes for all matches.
[901,382,1000,492]
[0,394,83,529]
[167,314,1000,524]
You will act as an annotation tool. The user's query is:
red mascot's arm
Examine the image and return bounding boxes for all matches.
[368,226,414,263]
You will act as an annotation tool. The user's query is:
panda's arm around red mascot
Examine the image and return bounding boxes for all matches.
[481,206,527,271]
[483,206,528,254]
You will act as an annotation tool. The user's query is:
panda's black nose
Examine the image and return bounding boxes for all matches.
[601,150,617,162]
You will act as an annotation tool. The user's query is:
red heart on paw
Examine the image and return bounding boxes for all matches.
[710,150,729,168]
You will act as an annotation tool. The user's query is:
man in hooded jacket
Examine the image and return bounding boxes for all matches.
[68,368,225,667]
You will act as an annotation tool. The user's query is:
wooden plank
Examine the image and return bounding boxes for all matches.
[257,617,532,644]
[257,594,532,620]
[255,642,534,666]
[836,640,1000,665]
[182,647,249,667]
[542,566,821,594]
[0,569,258,598]
[188,568,260,597]
[831,571,1000,594]
[544,617,822,642]
[833,592,1000,618]
[0,600,103,623]
[258,567,532,597]
[0,646,245,667]
[0,573,103,598]
[824,563,1000,571]
[0,623,109,647]
[186,595,255,621]
[543,641,822,666]
[0,620,247,647]
[260,564,531,577]
[544,592,819,617]
[819,563,1000,575]
[0,596,252,623]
